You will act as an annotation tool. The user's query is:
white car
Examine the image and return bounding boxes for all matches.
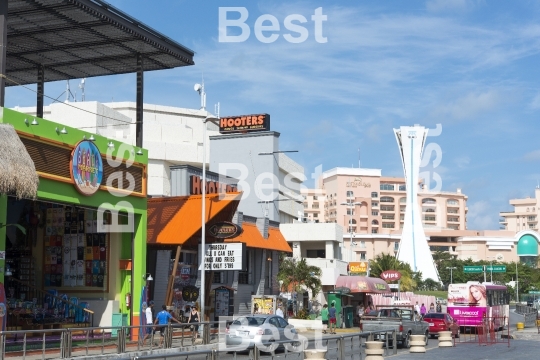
[225,315,299,351]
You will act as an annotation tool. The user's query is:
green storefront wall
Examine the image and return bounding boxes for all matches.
[0,107,148,328]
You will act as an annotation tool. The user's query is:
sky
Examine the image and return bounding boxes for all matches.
[6,0,540,231]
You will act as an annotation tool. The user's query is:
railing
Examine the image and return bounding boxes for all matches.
[515,304,538,315]
[0,321,396,360]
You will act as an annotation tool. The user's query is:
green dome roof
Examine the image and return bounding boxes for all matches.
[517,234,539,256]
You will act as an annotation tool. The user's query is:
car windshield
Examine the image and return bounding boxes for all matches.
[423,313,445,319]
[232,317,266,326]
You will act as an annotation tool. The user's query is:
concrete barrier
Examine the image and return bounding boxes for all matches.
[288,319,323,331]
[438,331,453,348]
[409,334,426,353]
[365,341,384,360]
[304,350,327,359]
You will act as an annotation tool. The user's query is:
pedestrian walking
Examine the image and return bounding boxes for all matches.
[188,305,201,342]
[436,301,442,313]
[276,303,284,318]
[141,301,155,346]
[420,303,427,318]
[154,305,181,347]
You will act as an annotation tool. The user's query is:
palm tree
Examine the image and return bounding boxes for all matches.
[277,257,322,298]
[369,253,418,291]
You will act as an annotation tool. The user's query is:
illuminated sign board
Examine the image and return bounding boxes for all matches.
[70,140,103,196]
[219,114,270,134]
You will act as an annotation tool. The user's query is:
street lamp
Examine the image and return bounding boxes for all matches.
[446,267,457,284]
[340,201,362,264]
[200,112,219,323]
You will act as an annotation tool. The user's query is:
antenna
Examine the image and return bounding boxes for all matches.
[65,80,72,102]
[79,78,86,101]
[214,102,220,118]
[358,148,361,168]
[194,80,206,110]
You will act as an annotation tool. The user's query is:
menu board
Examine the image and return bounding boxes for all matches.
[215,288,230,317]
[43,205,108,290]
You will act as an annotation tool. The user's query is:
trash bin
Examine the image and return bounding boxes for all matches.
[343,306,354,328]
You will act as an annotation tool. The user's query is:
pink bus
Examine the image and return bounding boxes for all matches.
[447,282,509,330]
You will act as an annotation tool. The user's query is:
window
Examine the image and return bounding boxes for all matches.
[359,241,366,248]
[447,216,459,222]
[380,205,394,211]
[422,198,436,204]
[382,214,395,220]
[399,185,406,191]
[313,195,318,200]
[371,192,378,198]
[372,220,379,225]
[372,202,379,207]
[382,223,395,229]
[400,214,405,220]
[360,252,366,260]
[380,196,394,203]
[313,213,318,217]
[424,208,435,213]
[529,223,536,229]
[306,249,326,258]
[400,197,407,203]
[447,199,458,206]
[424,216,436,221]
[447,209,458,214]
[349,219,357,224]
[347,209,354,215]
[346,191,354,197]
[238,250,254,284]
[371,211,379,216]
[312,204,319,209]
[400,206,406,213]
[394,242,399,251]
[371,228,378,234]
[380,184,395,191]
[448,224,459,230]
[528,216,536,221]
[213,272,224,284]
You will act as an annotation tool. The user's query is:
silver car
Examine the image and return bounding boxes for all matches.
[225,315,299,351]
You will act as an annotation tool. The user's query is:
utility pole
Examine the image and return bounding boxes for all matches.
[446,267,457,284]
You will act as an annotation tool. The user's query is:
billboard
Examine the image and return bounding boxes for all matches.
[447,283,487,307]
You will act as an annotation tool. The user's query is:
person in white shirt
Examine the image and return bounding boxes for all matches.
[414,301,420,315]
[276,303,284,318]
[141,301,155,346]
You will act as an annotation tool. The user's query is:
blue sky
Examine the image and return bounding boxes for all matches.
[6,0,540,230]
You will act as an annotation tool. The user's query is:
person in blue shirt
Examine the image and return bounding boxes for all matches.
[153,305,181,347]
[328,302,337,334]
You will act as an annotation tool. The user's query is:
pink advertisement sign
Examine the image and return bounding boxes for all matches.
[447,306,486,326]
[448,283,487,307]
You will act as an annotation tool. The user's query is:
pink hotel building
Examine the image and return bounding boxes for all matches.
[302,167,540,264]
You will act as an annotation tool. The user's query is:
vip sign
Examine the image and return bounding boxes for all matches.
[380,270,402,282]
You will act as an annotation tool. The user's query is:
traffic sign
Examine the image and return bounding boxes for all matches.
[530,291,540,295]
[463,266,483,273]
[485,265,506,273]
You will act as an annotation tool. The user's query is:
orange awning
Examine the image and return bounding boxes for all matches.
[147,192,242,245]
[225,223,292,252]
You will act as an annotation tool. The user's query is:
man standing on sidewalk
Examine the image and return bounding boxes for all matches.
[328,302,337,334]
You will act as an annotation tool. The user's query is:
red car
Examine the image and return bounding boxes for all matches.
[423,312,460,338]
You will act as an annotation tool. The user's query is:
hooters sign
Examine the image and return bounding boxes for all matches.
[380,270,402,282]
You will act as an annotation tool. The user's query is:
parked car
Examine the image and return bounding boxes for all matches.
[423,312,459,338]
[436,297,447,305]
[359,306,429,348]
[225,315,299,351]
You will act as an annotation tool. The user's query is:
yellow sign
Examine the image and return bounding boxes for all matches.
[349,262,368,273]
[252,297,275,314]
[346,177,371,188]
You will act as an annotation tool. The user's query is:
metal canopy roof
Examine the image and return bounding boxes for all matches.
[6,0,195,86]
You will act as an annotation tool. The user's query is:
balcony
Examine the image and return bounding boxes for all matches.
[499,218,507,224]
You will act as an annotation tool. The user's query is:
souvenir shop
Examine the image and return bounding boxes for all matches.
[0,108,148,331]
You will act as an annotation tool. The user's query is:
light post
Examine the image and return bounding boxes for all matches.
[486,256,495,283]
[340,201,361,265]
[516,262,519,303]
[446,267,457,284]
[200,112,219,323]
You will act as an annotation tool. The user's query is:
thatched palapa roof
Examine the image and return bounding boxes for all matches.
[0,124,39,199]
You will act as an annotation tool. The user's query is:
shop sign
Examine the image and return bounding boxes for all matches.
[182,285,199,302]
[207,221,242,239]
[356,281,368,291]
[70,140,103,196]
[219,113,270,134]
[199,243,246,271]
[349,261,368,273]
[334,287,351,294]
[189,175,237,195]
[380,270,402,282]
[374,283,388,291]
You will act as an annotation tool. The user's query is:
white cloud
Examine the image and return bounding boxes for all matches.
[454,156,470,168]
[524,150,540,161]
[467,200,497,230]
[530,93,540,110]
[426,0,473,13]
[431,91,501,121]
